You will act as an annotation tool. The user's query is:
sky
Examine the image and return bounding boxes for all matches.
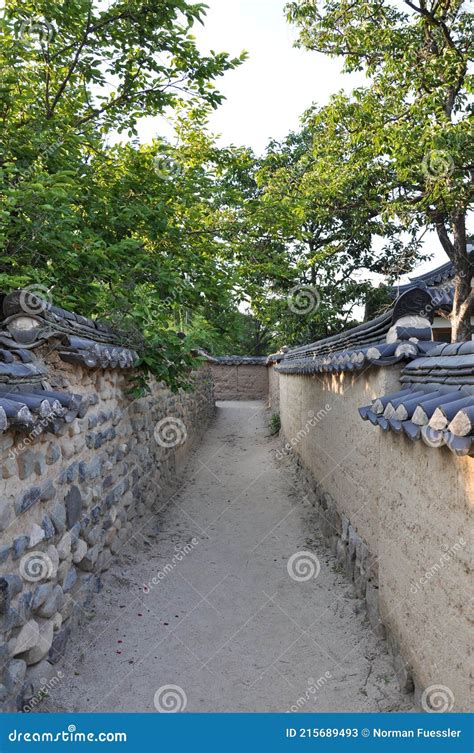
[136,0,449,282]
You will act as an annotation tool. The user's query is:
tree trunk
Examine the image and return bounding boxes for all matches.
[435,214,473,342]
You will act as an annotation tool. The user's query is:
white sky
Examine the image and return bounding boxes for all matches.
[136,0,450,282]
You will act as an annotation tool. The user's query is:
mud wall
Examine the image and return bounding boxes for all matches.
[210,364,268,401]
[278,367,473,712]
[268,365,280,412]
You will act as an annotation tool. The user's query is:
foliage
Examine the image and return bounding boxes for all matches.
[0,0,247,388]
[269,412,281,436]
[228,123,415,348]
[286,0,473,340]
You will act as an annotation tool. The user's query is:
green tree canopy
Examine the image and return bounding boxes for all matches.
[0,1,250,387]
[287,0,473,340]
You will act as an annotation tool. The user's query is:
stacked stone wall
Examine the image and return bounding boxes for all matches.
[0,355,214,711]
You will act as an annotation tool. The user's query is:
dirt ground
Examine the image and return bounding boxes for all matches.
[43,400,413,713]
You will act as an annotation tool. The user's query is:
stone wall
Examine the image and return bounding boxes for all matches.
[210,364,268,401]
[0,354,215,711]
[278,367,473,712]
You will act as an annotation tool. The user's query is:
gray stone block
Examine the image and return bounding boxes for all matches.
[41,515,55,540]
[78,544,100,572]
[1,457,17,480]
[40,481,56,502]
[15,486,41,515]
[5,659,27,692]
[33,454,46,476]
[102,474,114,490]
[0,497,13,532]
[50,502,66,535]
[16,592,32,623]
[45,443,61,465]
[65,462,78,483]
[62,568,77,592]
[48,624,71,664]
[24,618,54,665]
[61,440,75,460]
[85,525,103,546]
[17,450,35,480]
[70,523,81,546]
[0,575,23,614]
[31,584,54,611]
[65,486,82,528]
[37,585,64,619]
[12,535,30,560]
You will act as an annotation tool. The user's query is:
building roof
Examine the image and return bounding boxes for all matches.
[359,343,474,456]
[0,289,139,435]
[390,249,472,300]
[207,355,268,366]
[0,290,139,369]
[275,287,437,376]
[274,284,473,456]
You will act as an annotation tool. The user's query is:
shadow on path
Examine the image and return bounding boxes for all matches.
[45,400,413,713]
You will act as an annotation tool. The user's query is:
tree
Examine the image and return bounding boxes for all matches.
[0,1,246,387]
[229,122,409,347]
[286,0,473,340]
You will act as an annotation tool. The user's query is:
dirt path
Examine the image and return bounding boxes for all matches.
[44,400,412,713]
